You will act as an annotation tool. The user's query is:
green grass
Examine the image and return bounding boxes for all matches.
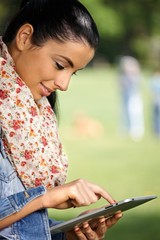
[49,67,160,240]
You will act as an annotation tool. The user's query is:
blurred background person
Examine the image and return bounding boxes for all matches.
[118,56,144,141]
[150,68,160,138]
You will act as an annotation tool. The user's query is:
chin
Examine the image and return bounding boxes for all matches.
[33,95,43,102]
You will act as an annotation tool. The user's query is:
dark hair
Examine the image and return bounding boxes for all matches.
[3,0,99,112]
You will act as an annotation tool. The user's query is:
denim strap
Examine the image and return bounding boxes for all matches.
[0,186,46,220]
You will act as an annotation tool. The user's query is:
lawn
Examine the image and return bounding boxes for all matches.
[49,66,160,240]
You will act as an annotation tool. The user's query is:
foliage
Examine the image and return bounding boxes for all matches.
[81,0,160,68]
[0,0,20,35]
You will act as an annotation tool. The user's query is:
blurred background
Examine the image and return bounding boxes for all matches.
[0,0,159,239]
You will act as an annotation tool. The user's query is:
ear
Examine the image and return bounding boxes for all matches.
[15,24,34,51]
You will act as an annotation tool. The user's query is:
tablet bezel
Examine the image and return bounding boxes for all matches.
[50,195,157,233]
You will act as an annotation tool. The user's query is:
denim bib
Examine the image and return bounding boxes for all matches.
[0,132,65,240]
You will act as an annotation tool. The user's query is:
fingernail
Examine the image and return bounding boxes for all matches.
[99,218,105,223]
[83,223,89,229]
[75,227,80,232]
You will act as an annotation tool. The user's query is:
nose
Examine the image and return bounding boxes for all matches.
[54,74,71,91]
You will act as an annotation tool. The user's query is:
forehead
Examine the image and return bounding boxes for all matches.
[40,39,95,68]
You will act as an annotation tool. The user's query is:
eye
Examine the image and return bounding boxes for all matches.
[56,62,65,70]
[73,71,77,76]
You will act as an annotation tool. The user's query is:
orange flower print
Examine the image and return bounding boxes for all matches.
[20,172,25,178]
[40,158,47,166]
[16,98,24,107]
[29,128,36,137]
[46,183,52,189]
[1,70,6,77]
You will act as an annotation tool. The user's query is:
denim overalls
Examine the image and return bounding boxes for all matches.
[0,132,66,240]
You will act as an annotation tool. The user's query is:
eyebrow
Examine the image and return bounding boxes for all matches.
[59,55,84,72]
[59,55,74,68]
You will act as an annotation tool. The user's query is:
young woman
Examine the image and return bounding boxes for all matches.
[0,0,122,239]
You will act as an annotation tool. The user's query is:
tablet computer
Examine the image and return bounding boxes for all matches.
[50,195,157,233]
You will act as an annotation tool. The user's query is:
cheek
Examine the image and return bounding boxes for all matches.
[17,53,54,83]
[38,66,55,81]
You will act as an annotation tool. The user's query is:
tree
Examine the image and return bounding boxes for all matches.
[0,0,20,35]
[81,0,160,68]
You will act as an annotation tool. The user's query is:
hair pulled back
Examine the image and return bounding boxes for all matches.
[3,0,99,49]
[3,0,99,113]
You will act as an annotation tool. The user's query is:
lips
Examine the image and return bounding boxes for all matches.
[40,83,52,97]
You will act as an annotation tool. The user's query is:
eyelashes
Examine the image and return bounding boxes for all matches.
[56,62,65,70]
[55,62,78,76]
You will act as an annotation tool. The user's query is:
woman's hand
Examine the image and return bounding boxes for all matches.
[42,178,123,239]
[0,178,118,230]
[65,213,122,240]
[41,178,115,209]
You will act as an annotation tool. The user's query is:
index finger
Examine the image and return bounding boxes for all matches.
[89,182,115,204]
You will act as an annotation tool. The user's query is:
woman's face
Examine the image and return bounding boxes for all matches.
[11,37,95,101]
